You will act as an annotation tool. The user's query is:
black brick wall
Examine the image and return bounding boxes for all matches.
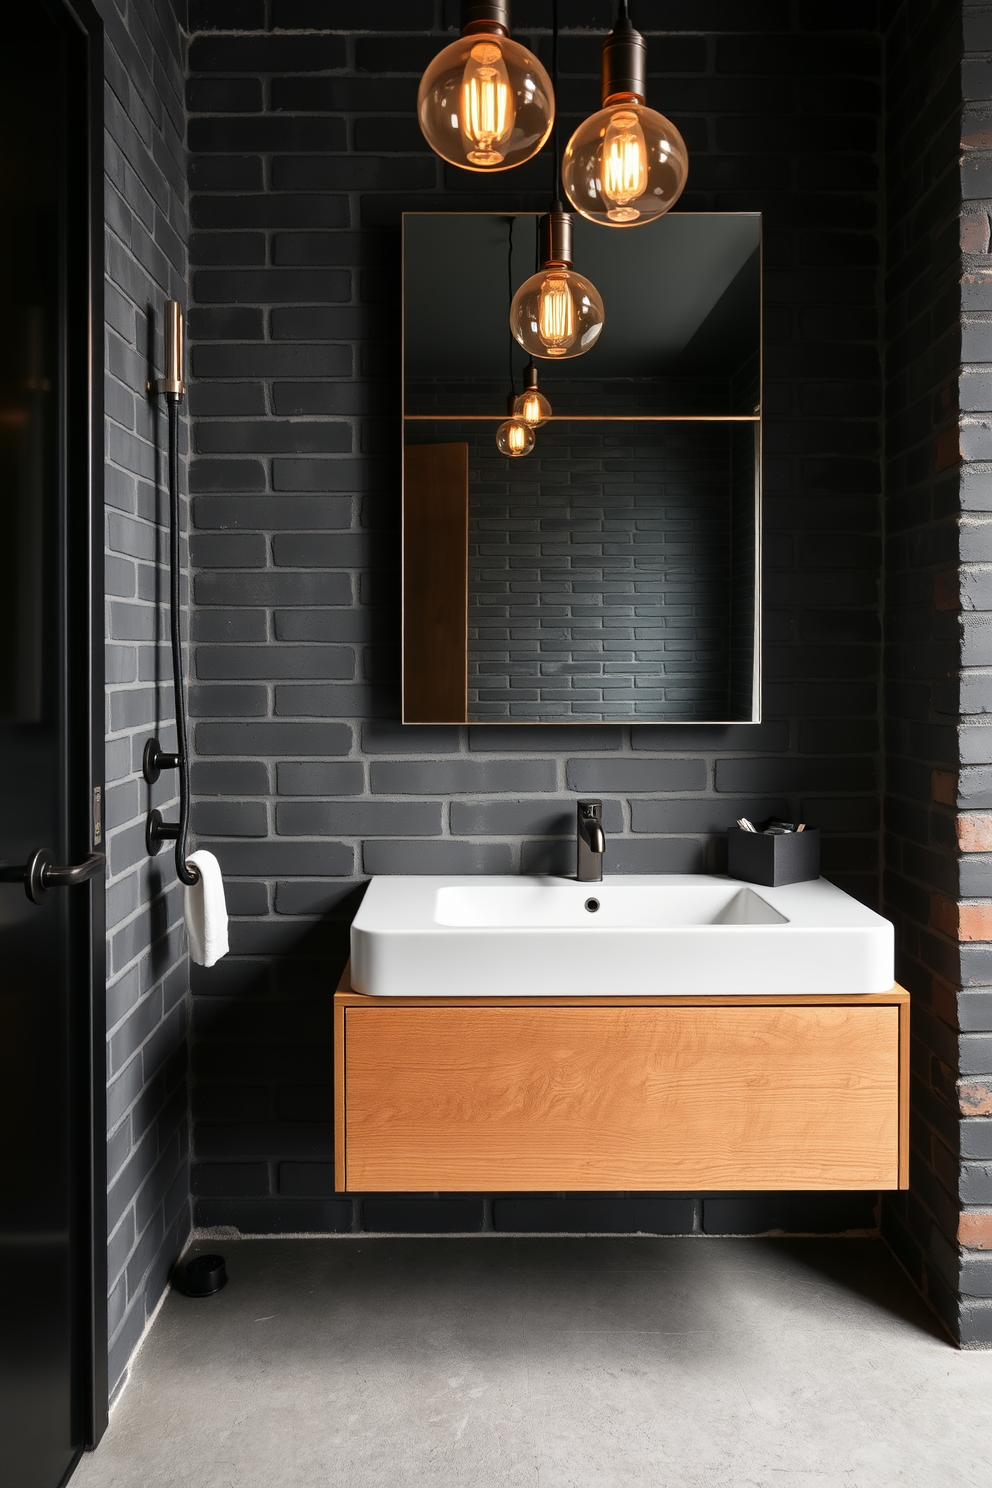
[99,0,192,1398]
[183,3,886,1242]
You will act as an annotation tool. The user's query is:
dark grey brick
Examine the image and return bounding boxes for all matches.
[193,496,352,530]
[468,726,623,753]
[360,1199,485,1233]
[360,721,461,754]
[493,1199,696,1234]
[276,801,441,835]
[363,841,514,875]
[276,762,365,795]
[196,646,355,680]
[202,841,354,877]
[195,721,352,755]
[191,761,271,795]
[631,798,789,834]
[195,572,352,606]
[194,802,269,837]
[450,799,624,837]
[703,1194,877,1235]
[565,760,707,793]
[275,882,363,917]
[370,761,558,795]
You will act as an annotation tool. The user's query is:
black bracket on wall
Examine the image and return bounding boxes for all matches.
[143,737,189,863]
[143,736,179,785]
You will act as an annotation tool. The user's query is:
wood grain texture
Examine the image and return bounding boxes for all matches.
[340,1002,903,1193]
[402,442,468,723]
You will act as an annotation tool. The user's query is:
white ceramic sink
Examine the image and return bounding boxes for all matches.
[350,874,895,997]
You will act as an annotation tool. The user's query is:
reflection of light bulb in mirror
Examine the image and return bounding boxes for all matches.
[496,418,535,456]
[510,208,604,361]
[461,41,513,165]
[513,364,551,427]
[417,6,554,173]
[562,7,687,226]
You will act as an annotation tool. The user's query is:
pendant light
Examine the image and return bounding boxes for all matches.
[417,2,555,172]
[513,361,552,426]
[561,1,688,226]
[496,393,536,456]
[509,205,605,359]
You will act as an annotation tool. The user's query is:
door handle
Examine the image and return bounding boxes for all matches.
[0,848,105,904]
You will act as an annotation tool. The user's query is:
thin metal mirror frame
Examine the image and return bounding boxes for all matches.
[401,211,762,727]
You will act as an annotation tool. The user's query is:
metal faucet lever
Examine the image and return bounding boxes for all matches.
[577,799,605,883]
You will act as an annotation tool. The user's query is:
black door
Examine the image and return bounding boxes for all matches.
[0,1,107,1483]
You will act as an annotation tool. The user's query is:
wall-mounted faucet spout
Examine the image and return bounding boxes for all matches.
[577,799,605,883]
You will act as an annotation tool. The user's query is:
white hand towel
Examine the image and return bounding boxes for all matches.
[184,849,229,968]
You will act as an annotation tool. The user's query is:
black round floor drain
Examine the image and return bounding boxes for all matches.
[181,1254,228,1297]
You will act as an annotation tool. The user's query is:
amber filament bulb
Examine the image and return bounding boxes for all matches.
[495,417,535,456]
[601,110,648,220]
[537,275,576,356]
[521,392,543,422]
[461,41,514,164]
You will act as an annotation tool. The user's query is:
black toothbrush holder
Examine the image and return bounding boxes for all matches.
[727,825,821,887]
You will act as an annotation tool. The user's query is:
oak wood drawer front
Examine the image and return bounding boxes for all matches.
[340,1003,902,1193]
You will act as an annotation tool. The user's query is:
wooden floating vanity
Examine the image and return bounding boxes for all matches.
[334,964,909,1195]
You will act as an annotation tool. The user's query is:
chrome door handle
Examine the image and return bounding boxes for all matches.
[0,849,105,904]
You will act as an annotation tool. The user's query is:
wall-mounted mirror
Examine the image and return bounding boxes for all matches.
[402,212,761,725]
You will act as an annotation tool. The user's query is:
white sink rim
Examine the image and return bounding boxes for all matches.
[350,874,895,998]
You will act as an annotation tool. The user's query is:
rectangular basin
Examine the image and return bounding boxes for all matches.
[350,874,895,997]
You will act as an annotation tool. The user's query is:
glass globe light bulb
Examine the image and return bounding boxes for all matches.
[563,101,687,226]
[418,23,554,173]
[562,7,688,226]
[496,418,535,456]
[510,266,604,360]
[513,387,552,428]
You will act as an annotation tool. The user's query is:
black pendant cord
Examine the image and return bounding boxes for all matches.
[550,0,560,205]
[507,214,515,395]
[167,392,198,888]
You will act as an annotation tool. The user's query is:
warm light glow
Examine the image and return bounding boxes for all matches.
[537,274,576,356]
[562,101,687,227]
[418,31,553,173]
[495,417,535,456]
[461,41,514,165]
[512,383,552,427]
[510,266,604,361]
[601,109,648,222]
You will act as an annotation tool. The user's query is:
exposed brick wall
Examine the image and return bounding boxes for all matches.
[183,3,885,1238]
[878,0,992,1347]
[957,0,992,1345]
[99,0,192,1396]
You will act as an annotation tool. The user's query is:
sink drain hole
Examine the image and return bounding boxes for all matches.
[584,897,600,913]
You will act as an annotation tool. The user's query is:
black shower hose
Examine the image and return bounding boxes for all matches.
[168,392,198,887]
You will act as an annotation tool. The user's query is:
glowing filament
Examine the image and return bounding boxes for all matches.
[601,110,648,222]
[507,421,528,452]
[538,274,576,356]
[520,391,543,424]
[461,42,514,165]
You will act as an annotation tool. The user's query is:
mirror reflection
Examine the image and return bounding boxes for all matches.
[402,212,761,726]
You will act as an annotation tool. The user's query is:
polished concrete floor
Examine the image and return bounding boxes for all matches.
[73,1236,992,1488]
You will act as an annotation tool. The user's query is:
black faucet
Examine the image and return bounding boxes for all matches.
[577,799,605,883]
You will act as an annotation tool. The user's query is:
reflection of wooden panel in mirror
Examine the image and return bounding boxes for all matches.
[402,443,469,724]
